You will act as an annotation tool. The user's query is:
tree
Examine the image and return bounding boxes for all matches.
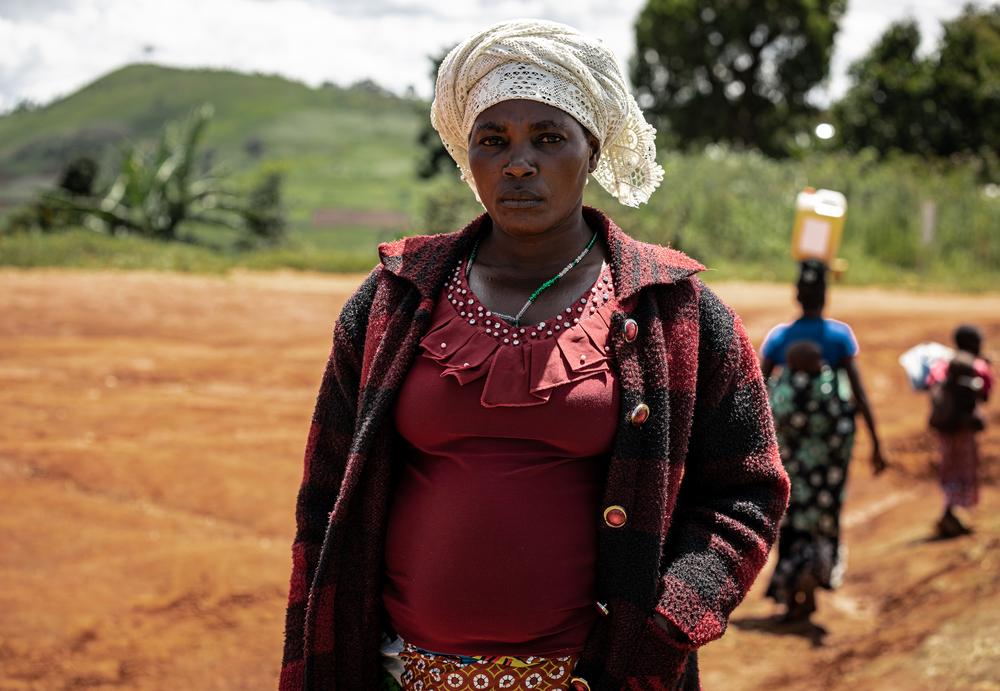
[632,0,846,156]
[58,156,99,196]
[350,78,393,97]
[831,20,935,156]
[926,4,1000,160]
[241,170,287,247]
[833,4,1000,174]
[416,48,455,179]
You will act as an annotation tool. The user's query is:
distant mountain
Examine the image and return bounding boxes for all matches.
[0,64,429,215]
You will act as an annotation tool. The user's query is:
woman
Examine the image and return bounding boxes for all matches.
[281,20,788,691]
[760,260,886,621]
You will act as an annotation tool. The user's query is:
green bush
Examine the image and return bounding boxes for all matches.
[580,148,998,289]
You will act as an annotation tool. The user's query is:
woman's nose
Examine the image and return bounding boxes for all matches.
[503,145,536,177]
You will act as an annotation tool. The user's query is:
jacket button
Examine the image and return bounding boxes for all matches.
[603,505,627,528]
[595,601,610,616]
[623,318,639,342]
[569,678,591,691]
[629,402,650,426]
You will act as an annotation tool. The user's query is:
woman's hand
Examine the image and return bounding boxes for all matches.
[651,612,687,643]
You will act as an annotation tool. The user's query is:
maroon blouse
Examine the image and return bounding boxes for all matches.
[384,258,620,656]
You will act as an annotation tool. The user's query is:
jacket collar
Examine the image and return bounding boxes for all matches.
[378,206,704,301]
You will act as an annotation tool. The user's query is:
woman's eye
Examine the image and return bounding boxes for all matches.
[539,134,564,144]
[479,136,504,146]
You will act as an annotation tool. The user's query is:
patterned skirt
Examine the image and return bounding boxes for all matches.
[766,367,856,606]
[937,429,980,508]
[382,637,578,691]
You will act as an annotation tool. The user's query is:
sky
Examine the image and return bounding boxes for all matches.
[0,0,986,113]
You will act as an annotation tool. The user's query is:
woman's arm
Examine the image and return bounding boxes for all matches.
[653,286,790,648]
[842,357,887,474]
[279,269,379,690]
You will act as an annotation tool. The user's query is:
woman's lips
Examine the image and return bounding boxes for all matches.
[498,197,544,208]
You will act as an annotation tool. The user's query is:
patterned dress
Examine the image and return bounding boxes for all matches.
[766,366,856,606]
[381,639,578,691]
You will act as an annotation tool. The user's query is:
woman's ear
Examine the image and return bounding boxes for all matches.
[588,135,601,173]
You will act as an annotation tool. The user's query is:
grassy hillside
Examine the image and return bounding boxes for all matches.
[0,64,427,221]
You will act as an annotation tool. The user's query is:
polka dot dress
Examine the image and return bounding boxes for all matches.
[765,366,856,606]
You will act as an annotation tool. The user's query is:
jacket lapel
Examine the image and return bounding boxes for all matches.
[584,207,704,300]
[377,214,486,299]
[328,217,487,527]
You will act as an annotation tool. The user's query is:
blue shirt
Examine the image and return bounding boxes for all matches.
[761,317,859,368]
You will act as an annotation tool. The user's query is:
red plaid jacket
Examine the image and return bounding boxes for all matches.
[280,208,788,690]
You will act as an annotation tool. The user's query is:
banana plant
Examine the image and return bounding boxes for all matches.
[46,104,285,246]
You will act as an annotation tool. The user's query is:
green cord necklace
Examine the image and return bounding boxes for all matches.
[465,230,598,328]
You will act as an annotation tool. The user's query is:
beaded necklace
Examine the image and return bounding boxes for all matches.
[465,230,598,327]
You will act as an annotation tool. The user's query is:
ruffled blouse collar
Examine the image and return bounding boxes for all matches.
[418,258,617,408]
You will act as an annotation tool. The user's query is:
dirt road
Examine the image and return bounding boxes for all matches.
[0,269,996,690]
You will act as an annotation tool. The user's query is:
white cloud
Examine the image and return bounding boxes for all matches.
[0,0,981,112]
[0,0,647,111]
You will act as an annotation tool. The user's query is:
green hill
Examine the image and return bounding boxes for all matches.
[0,64,429,225]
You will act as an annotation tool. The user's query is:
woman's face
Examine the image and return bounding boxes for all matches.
[468,99,599,237]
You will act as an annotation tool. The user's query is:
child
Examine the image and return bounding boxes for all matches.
[786,339,824,376]
[927,325,993,537]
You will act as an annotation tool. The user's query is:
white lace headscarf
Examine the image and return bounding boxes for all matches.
[431,18,664,208]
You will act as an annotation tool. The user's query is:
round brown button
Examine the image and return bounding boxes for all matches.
[603,505,627,528]
[623,318,639,342]
[630,402,650,426]
[569,678,591,691]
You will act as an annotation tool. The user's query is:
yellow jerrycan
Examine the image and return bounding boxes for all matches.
[790,187,847,263]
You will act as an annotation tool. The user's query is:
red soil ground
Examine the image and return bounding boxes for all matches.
[0,269,996,690]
